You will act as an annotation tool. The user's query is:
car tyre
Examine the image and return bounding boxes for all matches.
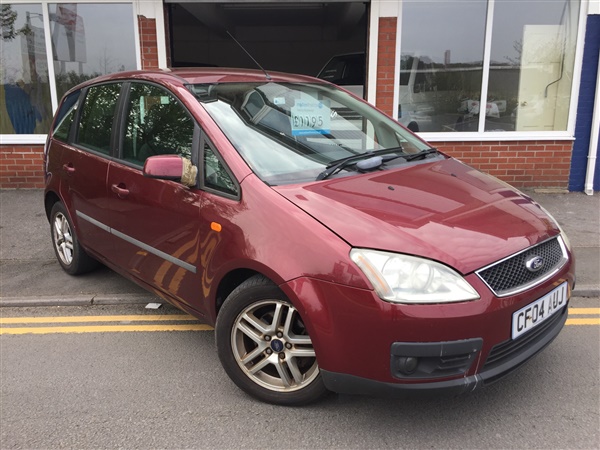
[216,275,327,405]
[50,202,97,275]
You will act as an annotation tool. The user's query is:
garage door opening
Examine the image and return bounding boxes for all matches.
[167,2,368,94]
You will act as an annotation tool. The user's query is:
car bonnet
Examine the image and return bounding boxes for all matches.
[273,158,559,275]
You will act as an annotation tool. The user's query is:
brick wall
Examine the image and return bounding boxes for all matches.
[138,15,159,70]
[376,17,397,117]
[433,140,573,188]
[0,145,45,189]
[0,141,572,189]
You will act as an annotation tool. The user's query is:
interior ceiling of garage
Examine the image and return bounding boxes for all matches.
[168,2,367,76]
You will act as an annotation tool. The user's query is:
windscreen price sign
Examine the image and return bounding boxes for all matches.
[291,100,331,136]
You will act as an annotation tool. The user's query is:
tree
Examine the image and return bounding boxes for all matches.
[1,4,18,41]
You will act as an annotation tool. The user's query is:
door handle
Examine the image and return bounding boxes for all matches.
[62,164,75,174]
[111,183,130,198]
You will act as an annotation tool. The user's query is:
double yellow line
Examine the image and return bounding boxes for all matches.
[0,308,597,335]
[0,314,214,335]
[567,307,600,326]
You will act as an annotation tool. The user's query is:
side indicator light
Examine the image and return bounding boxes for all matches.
[211,222,222,232]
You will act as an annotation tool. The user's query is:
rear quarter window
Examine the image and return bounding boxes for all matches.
[52,90,81,142]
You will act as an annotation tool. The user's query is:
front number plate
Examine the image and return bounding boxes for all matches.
[512,282,568,340]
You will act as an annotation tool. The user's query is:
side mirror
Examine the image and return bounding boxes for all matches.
[143,155,197,187]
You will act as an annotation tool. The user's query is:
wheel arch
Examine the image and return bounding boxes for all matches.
[212,267,306,323]
[44,191,61,222]
[213,272,328,405]
[213,268,265,318]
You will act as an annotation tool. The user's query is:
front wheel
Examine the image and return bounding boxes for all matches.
[215,275,327,405]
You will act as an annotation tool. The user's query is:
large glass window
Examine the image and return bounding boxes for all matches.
[397,0,580,134]
[50,3,137,100]
[398,0,488,133]
[488,0,580,132]
[0,3,53,134]
[0,2,138,137]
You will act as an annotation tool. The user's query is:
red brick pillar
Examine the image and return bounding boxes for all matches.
[138,16,159,70]
[376,17,397,116]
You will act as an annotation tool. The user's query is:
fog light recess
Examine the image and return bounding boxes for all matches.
[397,356,419,375]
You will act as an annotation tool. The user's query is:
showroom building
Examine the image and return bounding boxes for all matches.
[1,0,599,192]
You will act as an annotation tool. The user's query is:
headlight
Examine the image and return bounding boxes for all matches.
[350,249,480,304]
[537,204,572,251]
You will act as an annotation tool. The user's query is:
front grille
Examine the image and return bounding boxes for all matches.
[476,237,567,297]
[483,306,567,374]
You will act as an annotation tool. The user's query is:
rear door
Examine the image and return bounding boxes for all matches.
[56,83,123,259]
[105,81,207,313]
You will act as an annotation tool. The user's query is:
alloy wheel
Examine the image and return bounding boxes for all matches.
[231,299,319,392]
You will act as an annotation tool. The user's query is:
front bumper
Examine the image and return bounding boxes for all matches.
[281,257,573,397]
[320,306,567,397]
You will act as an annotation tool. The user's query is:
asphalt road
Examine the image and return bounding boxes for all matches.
[1,299,599,449]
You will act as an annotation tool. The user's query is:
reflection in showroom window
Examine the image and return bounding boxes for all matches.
[49,3,137,99]
[0,2,138,136]
[397,0,580,133]
[0,4,53,134]
[489,0,580,132]
[398,0,487,133]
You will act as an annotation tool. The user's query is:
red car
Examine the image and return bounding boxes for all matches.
[44,69,574,405]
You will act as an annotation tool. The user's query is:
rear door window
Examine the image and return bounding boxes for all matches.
[76,83,122,155]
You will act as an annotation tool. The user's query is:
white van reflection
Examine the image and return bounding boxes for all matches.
[318,53,512,133]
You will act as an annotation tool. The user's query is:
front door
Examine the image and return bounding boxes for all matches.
[106,82,206,314]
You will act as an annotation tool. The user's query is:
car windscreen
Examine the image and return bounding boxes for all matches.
[194,82,432,185]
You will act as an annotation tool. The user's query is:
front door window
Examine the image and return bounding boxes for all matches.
[122,83,194,166]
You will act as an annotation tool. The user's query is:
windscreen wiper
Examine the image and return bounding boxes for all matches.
[316,147,404,181]
[403,147,438,161]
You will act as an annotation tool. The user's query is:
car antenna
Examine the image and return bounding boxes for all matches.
[226,30,272,81]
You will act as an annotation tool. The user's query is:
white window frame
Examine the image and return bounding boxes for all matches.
[0,0,146,145]
[388,0,588,142]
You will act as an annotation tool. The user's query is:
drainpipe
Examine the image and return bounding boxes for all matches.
[584,49,600,195]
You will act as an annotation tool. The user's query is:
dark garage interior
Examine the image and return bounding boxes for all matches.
[166,2,368,79]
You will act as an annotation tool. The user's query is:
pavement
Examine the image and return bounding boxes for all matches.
[0,188,598,307]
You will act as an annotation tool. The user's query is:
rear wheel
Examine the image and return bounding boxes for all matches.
[216,275,327,405]
[50,202,97,275]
